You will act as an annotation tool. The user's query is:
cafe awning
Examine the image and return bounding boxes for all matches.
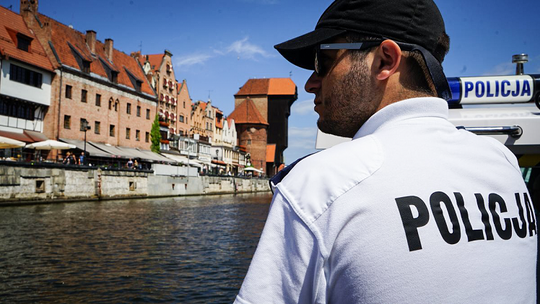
[89,142,133,159]
[162,153,188,165]
[60,138,113,158]
[134,148,173,163]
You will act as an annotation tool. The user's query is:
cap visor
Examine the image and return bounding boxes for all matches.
[274,28,346,70]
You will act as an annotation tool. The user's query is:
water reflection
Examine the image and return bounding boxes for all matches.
[0,193,272,303]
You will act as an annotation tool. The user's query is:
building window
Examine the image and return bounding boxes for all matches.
[183,101,186,108]
[179,115,184,123]
[137,105,141,117]
[145,132,149,143]
[108,98,113,110]
[95,94,101,107]
[82,60,90,74]
[114,99,119,112]
[146,109,150,119]
[65,85,72,99]
[126,128,130,139]
[16,33,32,52]
[247,139,252,145]
[95,121,100,134]
[110,124,115,137]
[9,64,42,88]
[136,130,140,141]
[0,98,35,120]
[64,115,71,129]
[81,89,87,103]
[126,103,131,114]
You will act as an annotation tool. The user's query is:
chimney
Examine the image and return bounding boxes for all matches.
[86,30,96,54]
[20,0,38,15]
[104,38,113,62]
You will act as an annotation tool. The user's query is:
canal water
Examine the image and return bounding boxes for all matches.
[0,193,272,303]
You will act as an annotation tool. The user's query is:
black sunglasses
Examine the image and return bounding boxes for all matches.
[314,41,382,76]
[313,40,451,100]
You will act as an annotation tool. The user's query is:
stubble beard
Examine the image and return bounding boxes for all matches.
[317,57,380,138]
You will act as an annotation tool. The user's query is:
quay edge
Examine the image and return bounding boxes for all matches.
[0,162,271,206]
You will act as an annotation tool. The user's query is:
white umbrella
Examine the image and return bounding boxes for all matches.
[25,139,76,150]
[0,135,26,149]
[243,167,264,173]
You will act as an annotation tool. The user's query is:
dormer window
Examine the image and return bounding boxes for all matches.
[111,70,118,83]
[124,67,143,93]
[99,57,119,83]
[17,33,32,52]
[68,43,92,73]
[82,60,91,73]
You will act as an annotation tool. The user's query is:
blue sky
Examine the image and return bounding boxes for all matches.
[2,0,539,164]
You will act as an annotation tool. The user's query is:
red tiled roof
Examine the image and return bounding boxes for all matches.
[36,13,154,96]
[0,6,53,71]
[199,101,207,110]
[235,78,296,96]
[228,98,268,125]
[146,54,163,71]
[266,144,276,163]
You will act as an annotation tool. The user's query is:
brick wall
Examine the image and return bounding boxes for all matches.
[176,80,191,135]
[237,124,267,174]
[56,72,157,150]
[235,95,268,121]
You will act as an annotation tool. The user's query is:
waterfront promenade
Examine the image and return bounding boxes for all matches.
[0,161,271,206]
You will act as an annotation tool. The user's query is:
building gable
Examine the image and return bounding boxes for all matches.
[228,98,268,125]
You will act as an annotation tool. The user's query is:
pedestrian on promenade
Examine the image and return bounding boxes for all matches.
[62,151,75,165]
[78,151,86,165]
[234,0,537,303]
[133,159,139,170]
[127,158,133,169]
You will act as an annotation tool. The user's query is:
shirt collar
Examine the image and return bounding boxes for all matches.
[353,97,449,139]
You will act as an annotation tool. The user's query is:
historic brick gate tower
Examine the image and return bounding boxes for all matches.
[230,78,297,177]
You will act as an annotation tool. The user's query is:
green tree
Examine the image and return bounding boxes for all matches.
[150,114,161,153]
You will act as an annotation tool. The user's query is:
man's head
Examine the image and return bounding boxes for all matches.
[275,0,450,137]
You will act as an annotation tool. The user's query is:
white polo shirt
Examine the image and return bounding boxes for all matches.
[235,97,537,304]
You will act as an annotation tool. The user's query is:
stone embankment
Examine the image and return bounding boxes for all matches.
[0,162,270,206]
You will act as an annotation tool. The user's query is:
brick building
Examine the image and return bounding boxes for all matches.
[135,51,192,150]
[234,78,297,176]
[19,0,163,163]
[191,100,214,143]
[228,97,268,174]
[176,79,192,136]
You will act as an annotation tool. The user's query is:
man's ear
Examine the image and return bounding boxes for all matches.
[373,40,402,81]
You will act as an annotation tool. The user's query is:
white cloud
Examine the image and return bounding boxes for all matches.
[288,127,317,142]
[226,37,272,60]
[284,127,318,163]
[292,99,316,115]
[174,53,213,68]
[482,62,515,76]
[174,37,271,70]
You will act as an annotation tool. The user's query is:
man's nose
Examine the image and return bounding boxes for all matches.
[305,72,321,93]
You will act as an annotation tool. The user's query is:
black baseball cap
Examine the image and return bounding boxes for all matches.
[274,0,451,99]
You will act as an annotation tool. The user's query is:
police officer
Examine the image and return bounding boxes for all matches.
[234,0,537,303]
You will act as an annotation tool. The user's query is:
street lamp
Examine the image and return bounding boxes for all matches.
[81,119,91,157]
